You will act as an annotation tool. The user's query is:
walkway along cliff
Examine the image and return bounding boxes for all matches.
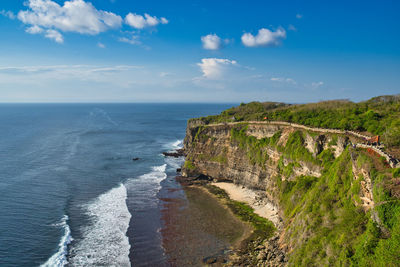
[181,119,400,266]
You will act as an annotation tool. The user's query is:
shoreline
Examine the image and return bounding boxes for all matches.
[172,175,289,266]
[211,182,281,227]
[160,175,252,266]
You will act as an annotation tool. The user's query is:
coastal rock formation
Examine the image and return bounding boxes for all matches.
[181,119,395,266]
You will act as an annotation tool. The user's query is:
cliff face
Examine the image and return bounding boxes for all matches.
[181,119,399,266]
[183,120,349,201]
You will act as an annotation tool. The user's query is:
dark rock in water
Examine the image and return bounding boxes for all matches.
[132,157,140,161]
[203,256,217,264]
[162,148,185,158]
[196,174,212,181]
[176,168,182,172]
[216,256,227,263]
[175,174,211,186]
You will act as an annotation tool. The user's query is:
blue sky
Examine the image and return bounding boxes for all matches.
[0,0,399,103]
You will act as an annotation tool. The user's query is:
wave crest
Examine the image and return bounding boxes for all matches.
[41,215,73,267]
[69,184,131,267]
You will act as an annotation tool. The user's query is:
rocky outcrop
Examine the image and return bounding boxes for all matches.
[181,119,387,266]
[182,121,349,192]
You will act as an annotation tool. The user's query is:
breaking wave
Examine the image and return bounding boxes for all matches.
[69,184,131,267]
[41,215,73,267]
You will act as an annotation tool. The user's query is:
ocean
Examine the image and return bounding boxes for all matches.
[0,103,233,267]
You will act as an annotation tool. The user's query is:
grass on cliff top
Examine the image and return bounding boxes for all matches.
[205,184,275,239]
[192,95,400,147]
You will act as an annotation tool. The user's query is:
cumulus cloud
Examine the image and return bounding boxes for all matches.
[97,42,105,48]
[0,10,16,19]
[125,13,168,29]
[241,27,286,47]
[18,0,122,38]
[296,14,303,19]
[45,29,64,43]
[26,25,44,34]
[13,0,168,43]
[119,35,141,45]
[197,58,237,79]
[201,34,222,50]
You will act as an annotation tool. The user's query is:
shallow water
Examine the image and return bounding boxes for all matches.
[161,186,250,266]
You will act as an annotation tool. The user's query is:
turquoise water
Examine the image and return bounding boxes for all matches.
[0,103,232,266]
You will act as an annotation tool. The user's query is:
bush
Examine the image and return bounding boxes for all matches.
[393,168,400,178]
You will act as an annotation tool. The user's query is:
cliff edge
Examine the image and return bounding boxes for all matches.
[181,103,400,266]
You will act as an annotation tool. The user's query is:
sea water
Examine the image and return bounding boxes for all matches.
[0,103,233,266]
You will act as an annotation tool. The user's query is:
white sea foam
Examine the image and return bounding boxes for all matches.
[165,156,185,171]
[127,164,167,198]
[163,139,183,151]
[41,215,73,267]
[125,164,168,210]
[153,164,167,173]
[69,184,131,267]
[164,139,185,171]
[171,139,183,149]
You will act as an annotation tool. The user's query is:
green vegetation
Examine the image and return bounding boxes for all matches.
[193,125,209,142]
[206,184,275,239]
[194,95,400,147]
[393,168,400,178]
[190,101,288,124]
[273,148,400,266]
[184,160,196,170]
[218,124,399,265]
[210,155,228,164]
[230,125,281,168]
[279,131,319,165]
[185,95,400,265]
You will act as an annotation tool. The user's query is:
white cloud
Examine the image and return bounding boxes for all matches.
[18,0,122,36]
[119,35,141,45]
[296,14,303,19]
[271,77,297,84]
[0,65,141,76]
[160,17,168,24]
[0,10,16,19]
[8,1,168,44]
[26,25,43,34]
[197,58,237,79]
[97,42,105,48]
[241,27,286,47]
[311,81,324,88]
[125,13,168,29]
[288,24,297,31]
[201,34,222,50]
[15,0,126,43]
[160,72,172,77]
[45,29,64,43]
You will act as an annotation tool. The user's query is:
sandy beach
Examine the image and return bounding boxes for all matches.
[211,182,280,226]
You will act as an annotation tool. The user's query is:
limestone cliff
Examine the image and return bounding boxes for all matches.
[182,119,399,266]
